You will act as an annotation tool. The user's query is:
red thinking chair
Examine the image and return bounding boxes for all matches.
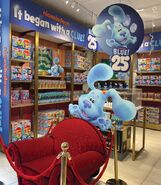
[0,118,113,185]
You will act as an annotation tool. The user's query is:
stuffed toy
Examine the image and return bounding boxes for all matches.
[92,5,137,48]
[69,63,136,131]
[48,57,64,77]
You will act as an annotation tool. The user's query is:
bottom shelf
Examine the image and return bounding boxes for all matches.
[124,121,161,131]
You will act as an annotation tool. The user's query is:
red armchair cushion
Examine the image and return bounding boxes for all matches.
[9,136,55,163]
[73,151,105,181]
[51,118,106,156]
[22,155,56,175]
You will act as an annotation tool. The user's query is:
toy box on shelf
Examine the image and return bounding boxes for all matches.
[11,119,32,141]
[38,109,65,136]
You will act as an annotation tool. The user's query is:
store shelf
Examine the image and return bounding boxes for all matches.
[106,79,125,82]
[38,100,70,106]
[11,80,33,83]
[65,67,86,72]
[138,98,161,102]
[11,103,34,108]
[11,58,34,63]
[136,71,161,74]
[38,88,66,90]
[67,82,84,85]
[136,84,161,87]
[38,75,63,79]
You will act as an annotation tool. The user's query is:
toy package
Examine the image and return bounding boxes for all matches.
[21,120,32,139]
[38,109,65,135]
[21,66,32,80]
[11,90,21,105]
[11,121,23,141]
[12,47,31,60]
[11,66,22,80]
[38,47,53,75]
[12,36,32,50]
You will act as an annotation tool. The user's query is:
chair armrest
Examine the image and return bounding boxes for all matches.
[8,136,55,164]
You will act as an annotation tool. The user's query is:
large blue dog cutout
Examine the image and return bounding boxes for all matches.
[92,5,137,48]
[69,63,136,131]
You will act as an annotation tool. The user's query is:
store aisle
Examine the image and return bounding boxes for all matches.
[0,128,161,185]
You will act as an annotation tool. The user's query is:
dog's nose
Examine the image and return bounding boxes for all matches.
[83,100,91,109]
[120,31,126,37]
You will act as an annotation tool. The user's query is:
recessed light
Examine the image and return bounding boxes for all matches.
[65,0,69,4]
[136,8,144,12]
[152,23,156,27]
[76,8,80,12]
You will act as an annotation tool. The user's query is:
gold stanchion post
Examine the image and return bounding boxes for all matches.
[106,123,127,185]
[57,142,71,185]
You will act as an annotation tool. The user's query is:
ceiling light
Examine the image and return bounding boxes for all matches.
[152,23,156,27]
[136,8,144,12]
[76,8,80,12]
[65,0,69,4]
[71,1,76,9]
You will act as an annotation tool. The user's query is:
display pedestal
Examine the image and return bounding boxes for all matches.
[106,124,127,185]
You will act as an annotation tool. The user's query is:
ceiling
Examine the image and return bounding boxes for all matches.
[34,0,161,32]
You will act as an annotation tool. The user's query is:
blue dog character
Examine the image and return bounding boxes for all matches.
[92,5,137,48]
[69,63,136,131]
[48,57,64,77]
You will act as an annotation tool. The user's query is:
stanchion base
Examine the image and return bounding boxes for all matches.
[96,181,106,185]
[0,181,4,185]
[106,179,127,185]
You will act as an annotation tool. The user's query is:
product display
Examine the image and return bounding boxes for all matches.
[38,80,66,89]
[11,65,32,81]
[11,89,32,105]
[97,81,128,90]
[65,50,91,70]
[137,107,161,125]
[138,58,161,72]
[12,36,32,60]
[38,47,53,75]
[135,75,161,85]
[38,91,70,103]
[66,72,87,83]
[11,119,32,141]
[38,109,65,135]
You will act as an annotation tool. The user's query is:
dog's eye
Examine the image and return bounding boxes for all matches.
[118,29,122,32]
[92,99,95,103]
[89,98,92,102]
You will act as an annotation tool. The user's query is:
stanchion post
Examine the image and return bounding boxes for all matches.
[57,142,71,185]
[106,123,127,185]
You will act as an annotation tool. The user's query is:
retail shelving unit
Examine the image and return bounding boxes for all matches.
[135,51,161,131]
[9,25,94,141]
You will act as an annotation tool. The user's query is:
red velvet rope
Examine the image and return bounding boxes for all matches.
[0,137,59,182]
[69,132,114,185]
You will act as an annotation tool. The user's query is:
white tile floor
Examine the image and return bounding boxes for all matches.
[0,127,161,185]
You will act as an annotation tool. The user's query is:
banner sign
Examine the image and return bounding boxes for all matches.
[10,0,88,47]
[138,32,161,52]
[0,0,10,145]
[92,4,144,72]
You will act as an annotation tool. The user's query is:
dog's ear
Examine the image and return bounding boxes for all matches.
[87,63,113,90]
[104,89,136,121]
[108,5,126,23]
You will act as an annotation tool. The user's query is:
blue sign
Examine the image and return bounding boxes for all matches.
[138,32,161,52]
[92,4,144,72]
[0,0,10,145]
[10,0,88,48]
